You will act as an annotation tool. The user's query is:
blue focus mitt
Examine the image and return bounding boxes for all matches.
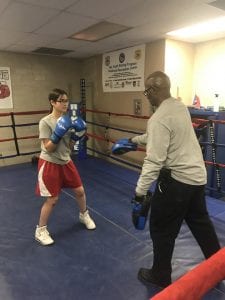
[132,191,152,230]
[111,138,137,155]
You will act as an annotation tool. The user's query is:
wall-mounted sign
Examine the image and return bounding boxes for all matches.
[102,44,145,92]
[0,67,13,109]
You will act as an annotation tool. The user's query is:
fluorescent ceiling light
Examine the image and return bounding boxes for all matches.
[70,21,131,42]
[167,16,225,39]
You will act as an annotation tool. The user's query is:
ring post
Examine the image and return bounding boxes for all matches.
[78,78,87,159]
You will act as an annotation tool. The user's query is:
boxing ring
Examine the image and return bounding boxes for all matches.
[0,105,225,300]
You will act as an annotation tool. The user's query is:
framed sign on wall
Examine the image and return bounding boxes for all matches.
[102,44,145,92]
[0,67,13,109]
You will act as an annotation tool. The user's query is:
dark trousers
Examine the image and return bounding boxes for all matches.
[150,173,221,282]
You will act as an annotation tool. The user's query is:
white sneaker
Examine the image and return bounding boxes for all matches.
[79,210,96,230]
[35,225,54,246]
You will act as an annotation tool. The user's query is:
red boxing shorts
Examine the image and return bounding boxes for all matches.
[36,159,82,197]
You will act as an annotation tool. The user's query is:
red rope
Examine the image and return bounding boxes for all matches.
[0,112,11,117]
[192,117,225,125]
[0,138,14,142]
[0,135,39,142]
[17,135,39,140]
[13,110,48,116]
[0,110,48,117]
[151,248,225,300]
[205,160,225,168]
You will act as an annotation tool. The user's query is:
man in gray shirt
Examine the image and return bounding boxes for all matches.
[131,71,220,288]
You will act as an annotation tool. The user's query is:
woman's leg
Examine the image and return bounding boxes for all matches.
[72,186,86,213]
[38,196,59,226]
[72,186,96,230]
[35,196,58,246]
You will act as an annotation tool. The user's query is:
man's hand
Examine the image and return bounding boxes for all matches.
[131,191,152,230]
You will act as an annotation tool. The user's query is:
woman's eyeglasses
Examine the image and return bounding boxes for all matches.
[56,99,69,104]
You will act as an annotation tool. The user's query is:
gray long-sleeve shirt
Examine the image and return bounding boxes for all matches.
[132,97,207,195]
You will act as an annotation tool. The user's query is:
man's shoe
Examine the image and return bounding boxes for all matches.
[35,225,54,246]
[79,210,96,230]
[138,268,171,288]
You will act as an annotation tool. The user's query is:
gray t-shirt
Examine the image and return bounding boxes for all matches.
[39,114,72,165]
[133,97,207,195]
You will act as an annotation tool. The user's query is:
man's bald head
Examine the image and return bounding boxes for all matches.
[144,71,171,107]
[146,71,170,90]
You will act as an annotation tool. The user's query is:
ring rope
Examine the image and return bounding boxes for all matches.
[86,120,144,135]
[0,110,48,117]
[87,132,225,167]
[1,108,225,196]
[87,147,141,170]
[204,161,225,168]
[85,109,225,197]
[86,108,225,124]
[86,132,145,152]
[85,108,149,119]
[0,109,48,159]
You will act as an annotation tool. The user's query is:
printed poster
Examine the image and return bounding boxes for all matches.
[0,67,13,109]
[102,44,145,92]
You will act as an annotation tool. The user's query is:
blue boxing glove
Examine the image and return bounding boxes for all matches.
[50,114,72,144]
[112,138,137,155]
[132,191,152,230]
[71,116,86,132]
[70,116,86,141]
[71,131,88,142]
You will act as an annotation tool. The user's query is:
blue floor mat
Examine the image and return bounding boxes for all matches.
[0,156,224,300]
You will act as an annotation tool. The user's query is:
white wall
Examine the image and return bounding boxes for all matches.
[165,39,195,105]
[194,38,225,108]
[165,37,225,109]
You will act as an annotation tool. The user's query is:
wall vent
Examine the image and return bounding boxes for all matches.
[32,47,73,56]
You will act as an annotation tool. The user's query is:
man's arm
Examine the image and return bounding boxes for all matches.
[135,121,170,195]
[131,133,147,146]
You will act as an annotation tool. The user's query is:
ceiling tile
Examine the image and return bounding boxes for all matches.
[17,33,61,47]
[0,2,59,32]
[0,29,29,48]
[5,44,38,52]
[67,0,144,19]
[36,11,98,37]
[0,0,11,14]
[18,0,79,10]
[108,0,223,28]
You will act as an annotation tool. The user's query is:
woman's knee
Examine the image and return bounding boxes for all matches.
[46,196,58,206]
[74,186,85,198]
